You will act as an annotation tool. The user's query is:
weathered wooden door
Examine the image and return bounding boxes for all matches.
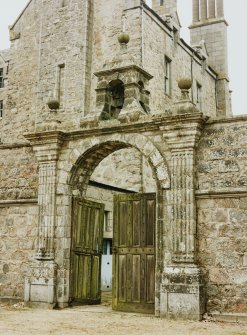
[112,193,156,314]
[71,198,104,304]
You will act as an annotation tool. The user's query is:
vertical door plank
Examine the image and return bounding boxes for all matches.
[132,255,141,302]
[146,255,155,303]
[119,201,128,246]
[118,255,126,302]
[146,199,155,247]
[91,255,100,299]
[126,253,132,302]
[133,200,141,246]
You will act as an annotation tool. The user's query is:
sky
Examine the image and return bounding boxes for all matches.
[0,0,246,115]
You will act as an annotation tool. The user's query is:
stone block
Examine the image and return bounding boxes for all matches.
[212,313,238,323]
[240,197,247,209]
[168,292,201,315]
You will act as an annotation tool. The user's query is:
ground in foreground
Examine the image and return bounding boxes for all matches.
[0,303,246,335]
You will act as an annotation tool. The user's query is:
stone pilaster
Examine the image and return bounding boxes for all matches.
[161,113,206,320]
[36,161,57,260]
[24,131,65,307]
[170,149,195,263]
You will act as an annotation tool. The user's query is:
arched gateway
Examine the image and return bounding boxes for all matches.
[66,135,170,313]
[25,107,206,320]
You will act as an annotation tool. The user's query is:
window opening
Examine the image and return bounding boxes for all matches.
[57,64,65,108]
[164,56,171,96]
[0,68,4,88]
[107,80,124,119]
[0,100,3,118]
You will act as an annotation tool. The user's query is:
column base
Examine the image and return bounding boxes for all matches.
[24,260,58,308]
[160,265,205,320]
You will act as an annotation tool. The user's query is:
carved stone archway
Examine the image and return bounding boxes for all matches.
[64,133,170,314]
[24,111,206,320]
[67,133,170,194]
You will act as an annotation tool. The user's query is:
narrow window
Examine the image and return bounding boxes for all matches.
[0,68,4,88]
[57,64,65,108]
[108,80,124,118]
[164,56,171,96]
[0,100,3,118]
[160,0,164,5]
[196,82,202,110]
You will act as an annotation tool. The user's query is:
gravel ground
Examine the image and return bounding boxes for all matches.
[0,302,247,335]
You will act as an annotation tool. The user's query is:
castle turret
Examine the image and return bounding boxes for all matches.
[190,0,231,116]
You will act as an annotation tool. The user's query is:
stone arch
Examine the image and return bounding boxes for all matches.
[67,133,170,194]
[56,133,170,313]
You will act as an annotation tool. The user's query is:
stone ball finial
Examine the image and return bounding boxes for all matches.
[177,78,192,90]
[118,32,130,44]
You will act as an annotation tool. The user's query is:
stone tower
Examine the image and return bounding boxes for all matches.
[190,0,231,116]
[152,0,177,19]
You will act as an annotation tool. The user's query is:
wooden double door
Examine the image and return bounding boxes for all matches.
[71,193,156,313]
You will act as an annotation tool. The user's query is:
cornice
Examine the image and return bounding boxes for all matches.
[205,114,247,125]
[24,131,66,162]
[94,64,153,80]
[69,112,207,140]
[196,188,247,199]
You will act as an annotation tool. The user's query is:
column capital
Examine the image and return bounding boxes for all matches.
[161,113,207,150]
[24,131,65,162]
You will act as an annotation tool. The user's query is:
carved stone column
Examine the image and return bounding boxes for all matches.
[24,131,65,307]
[161,111,206,320]
[170,149,196,263]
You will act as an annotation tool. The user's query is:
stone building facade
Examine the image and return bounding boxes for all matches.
[0,0,246,321]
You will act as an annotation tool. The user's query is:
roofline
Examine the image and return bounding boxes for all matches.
[179,38,218,76]
[0,50,10,62]
[0,53,7,63]
[9,0,33,30]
